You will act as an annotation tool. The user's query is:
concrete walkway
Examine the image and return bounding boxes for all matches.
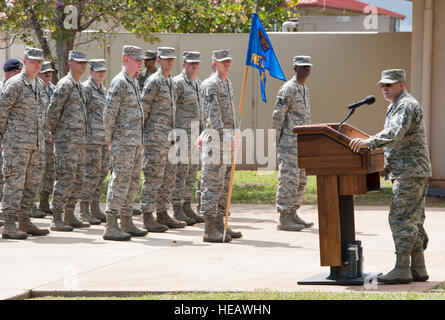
[1,204,444,299]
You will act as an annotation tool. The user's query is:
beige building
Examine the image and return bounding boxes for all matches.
[295,0,405,32]
[409,0,445,193]
[298,15,399,32]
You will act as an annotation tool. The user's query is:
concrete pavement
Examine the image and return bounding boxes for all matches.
[1,204,444,299]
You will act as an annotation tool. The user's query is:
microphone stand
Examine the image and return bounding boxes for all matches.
[337,107,355,132]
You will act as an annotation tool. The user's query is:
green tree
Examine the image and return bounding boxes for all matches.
[146,0,300,33]
[0,0,161,80]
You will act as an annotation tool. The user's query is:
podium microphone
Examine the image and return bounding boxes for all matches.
[347,95,375,110]
[338,95,375,132]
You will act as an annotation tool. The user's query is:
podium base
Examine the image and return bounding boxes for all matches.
[298,272,380,286]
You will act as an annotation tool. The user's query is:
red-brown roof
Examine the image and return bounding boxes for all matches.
[297,0,406,19]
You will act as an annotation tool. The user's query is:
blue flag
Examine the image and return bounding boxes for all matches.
[245,13,286,103]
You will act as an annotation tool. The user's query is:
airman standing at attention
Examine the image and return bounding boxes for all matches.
[35,61,56,218]
[140,47,186,231]
[138,50,158,90]
[170,51,204,224]
[199,49,242,243]
[272,56,314,232]
[78,59,110,225]
[46,50,90,232]
[103,45,148,241]
[0,47,49,239]
[0,58,23,226]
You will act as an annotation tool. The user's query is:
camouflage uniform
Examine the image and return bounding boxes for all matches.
[171,68,202,207]
[140,50,177,214]
[272,75,311,214]
[46,63,88,215]
[367,89,432,255]
[0,69,46,219]
[104,67,144,218]
[0,72,19,202]
[200,70,236,217]
[195,71,216,209]
[0,80,5,202]
[79,76,110,203]
[138,50,157,90]
[40,77,56,196]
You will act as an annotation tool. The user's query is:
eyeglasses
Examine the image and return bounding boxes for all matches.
[379,83,395,88]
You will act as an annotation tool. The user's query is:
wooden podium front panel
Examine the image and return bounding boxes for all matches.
[298,134,362,172]
[316,175,342,266]
[339,174,367,195]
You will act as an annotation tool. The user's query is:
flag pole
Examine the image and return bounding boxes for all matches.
[223,2,257,242]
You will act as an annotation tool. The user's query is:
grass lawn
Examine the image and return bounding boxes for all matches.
[34,283,445,300]
[100,170,445,207]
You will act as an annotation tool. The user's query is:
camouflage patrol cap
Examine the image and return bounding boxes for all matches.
[24,47,44,60]
[89,59,107,71]
[377,69,406,85]
[212,49,232,62]
[293,56,313,67]
[68,50,88,62]
[157,47,176,59]
[144,50,157,60]
[40,61,55,73]
[183,51,201,63]
[122,45,144,60]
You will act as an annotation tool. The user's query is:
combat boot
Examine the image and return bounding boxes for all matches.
[79,201,101,225]
[2,213,28,239]
[64,207,90,228]
[103,215,131,241]
[173,204,196,226]
[90,200,106,222]
[291,208,314,228]
[183,201,204,223]
[156,210,186,228]
[50,210,73,232]
[38,191,52,214]
[119,215,148,237]
[216,214,242,239]
[411,251,429,282]
[378,254,413,284]
[31,203,46,218]
[18,211,49,236]
[277,211,305,231]
[133,207,142,216]
[203,214,231,243]
[142,212,168,232]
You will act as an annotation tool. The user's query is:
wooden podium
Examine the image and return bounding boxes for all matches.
[293,123,384,285]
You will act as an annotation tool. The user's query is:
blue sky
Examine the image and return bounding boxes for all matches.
[363,0,412,31]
